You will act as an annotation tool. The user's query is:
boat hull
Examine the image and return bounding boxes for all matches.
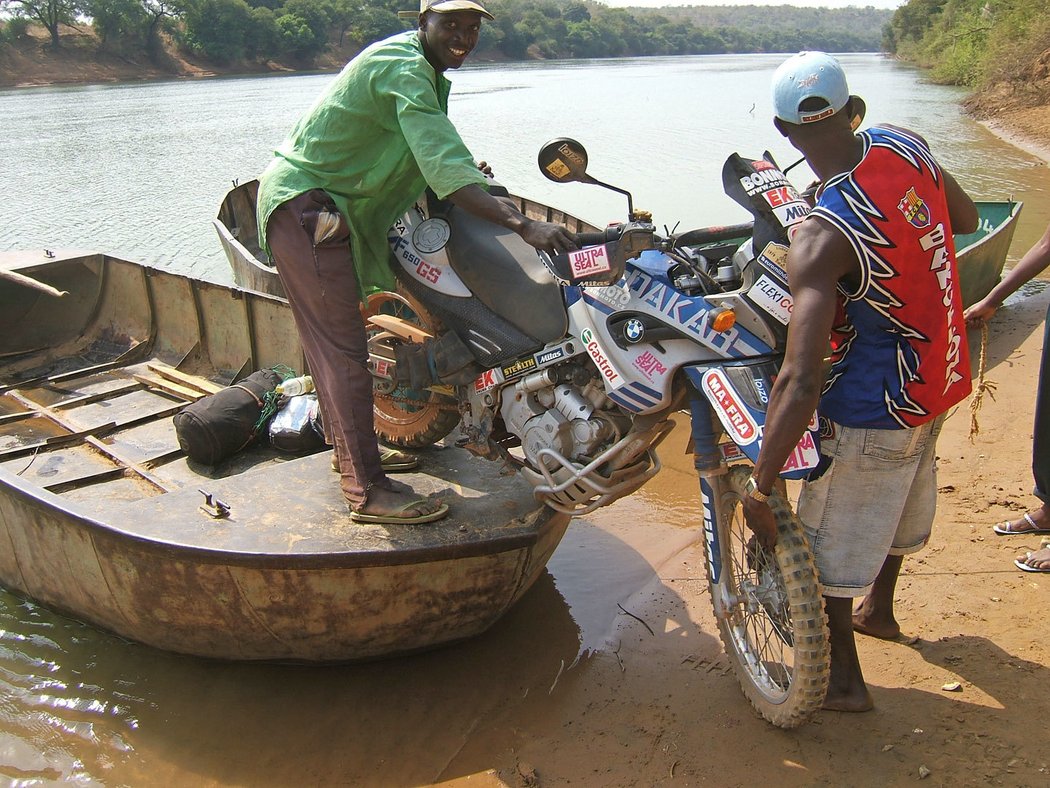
[0,250,570,662]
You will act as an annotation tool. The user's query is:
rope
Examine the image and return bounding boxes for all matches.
[253,365,299,435]
[968,323,997,442]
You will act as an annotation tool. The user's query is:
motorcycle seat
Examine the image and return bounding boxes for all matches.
[444,206,568,344]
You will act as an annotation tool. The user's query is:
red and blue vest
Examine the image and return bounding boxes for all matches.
[811,125,971,429]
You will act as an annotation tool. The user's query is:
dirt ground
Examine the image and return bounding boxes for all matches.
[435,119,1050,788]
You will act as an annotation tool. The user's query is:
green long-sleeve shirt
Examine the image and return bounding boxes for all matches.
[256,30,488,296]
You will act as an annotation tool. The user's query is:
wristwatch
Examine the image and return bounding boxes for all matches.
[745,475,771,503]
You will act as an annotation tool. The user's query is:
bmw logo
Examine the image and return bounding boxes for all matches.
[623,318,645,343]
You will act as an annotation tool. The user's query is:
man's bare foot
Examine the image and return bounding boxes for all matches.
[350,483,447,525]
[1015,544,1050,573]
[994,503,1050,535]
[852,599,900,640]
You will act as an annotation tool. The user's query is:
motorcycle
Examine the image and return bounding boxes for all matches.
[366,138,830,728]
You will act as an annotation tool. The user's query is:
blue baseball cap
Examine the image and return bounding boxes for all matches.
[772,52,851,125]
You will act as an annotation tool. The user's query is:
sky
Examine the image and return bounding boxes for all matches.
[599,0,904,8]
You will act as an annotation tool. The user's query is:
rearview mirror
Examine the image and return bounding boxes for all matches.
[538,138,590,184]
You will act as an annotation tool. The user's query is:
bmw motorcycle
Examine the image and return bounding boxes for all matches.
[366,138,830,727]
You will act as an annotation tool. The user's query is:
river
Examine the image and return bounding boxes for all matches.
[1,52,1049,785]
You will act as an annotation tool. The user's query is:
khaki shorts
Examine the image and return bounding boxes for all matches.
[796,415,945,598]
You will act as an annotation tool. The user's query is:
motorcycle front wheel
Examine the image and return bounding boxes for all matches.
[704,465,830,728]
[364,289,461,449]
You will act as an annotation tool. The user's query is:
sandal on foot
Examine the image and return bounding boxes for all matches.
[379,448,419,472]
[993,512,1050,535]
[1015,547,1050,573]
[331,448,420,474]
[350,500,448,525]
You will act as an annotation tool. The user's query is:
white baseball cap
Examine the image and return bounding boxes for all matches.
[772,51,852,125]
[399,0,494,19]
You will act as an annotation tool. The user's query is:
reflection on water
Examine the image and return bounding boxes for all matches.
[3,52,1050,781]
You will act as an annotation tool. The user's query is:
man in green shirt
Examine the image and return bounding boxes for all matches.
[257,0,575,525]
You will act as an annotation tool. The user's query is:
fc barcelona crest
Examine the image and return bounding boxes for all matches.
[898,187,931,229]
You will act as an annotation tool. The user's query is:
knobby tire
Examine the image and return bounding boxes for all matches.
[705,465,830,728]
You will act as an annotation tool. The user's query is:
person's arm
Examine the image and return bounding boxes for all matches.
[742,218,856,548]
[446,183,577,255]
[966,221,1050,325]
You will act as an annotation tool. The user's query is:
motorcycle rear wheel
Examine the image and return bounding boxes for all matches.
[364,289,461,449]
[705,465,830,728]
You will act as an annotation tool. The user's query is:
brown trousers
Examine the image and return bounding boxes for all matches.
[265,189,387,507]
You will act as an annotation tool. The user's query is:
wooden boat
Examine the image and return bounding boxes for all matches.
[0,249,570,662]
[215,180,1022,307]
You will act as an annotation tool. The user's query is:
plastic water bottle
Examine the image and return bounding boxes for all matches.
[276,375,314,396]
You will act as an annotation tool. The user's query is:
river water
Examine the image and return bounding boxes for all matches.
[1,52,1049,784]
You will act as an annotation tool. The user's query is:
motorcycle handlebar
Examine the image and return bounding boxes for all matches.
[671,222,754,247]
[574,226,624,247]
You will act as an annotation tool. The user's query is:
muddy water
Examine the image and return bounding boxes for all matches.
[2,53,1050,784]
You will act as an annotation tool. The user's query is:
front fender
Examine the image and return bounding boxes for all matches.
[684,360,820,480]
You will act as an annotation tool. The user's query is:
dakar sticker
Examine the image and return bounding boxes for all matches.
[701,369,759,446]
[544,158,571,180]
[569,245,612,280]
[747,274,794,325]
[580,327,622,387]
[898,186,931,229]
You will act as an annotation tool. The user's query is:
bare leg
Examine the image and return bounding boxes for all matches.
[823,596,874,712]
[852,554,904,640]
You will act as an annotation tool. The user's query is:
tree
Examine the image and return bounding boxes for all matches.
[1,0,82,48]
[181,0,252,61]
[85,0,145,50]
[141,0,179,59]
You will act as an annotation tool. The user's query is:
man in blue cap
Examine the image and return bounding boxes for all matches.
[256,0,577,525]
[742,51,978,711]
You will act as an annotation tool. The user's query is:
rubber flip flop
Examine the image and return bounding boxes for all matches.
[331,449,420,474]
[993,512,1050,535]
[350,501,449,525]
[379,448,419,472]
[1015,552,1050,573]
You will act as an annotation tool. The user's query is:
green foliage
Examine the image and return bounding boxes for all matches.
[64,0,893,69]
[0,15,32,43]
[888,0,1050,89]
[182,0,253,61]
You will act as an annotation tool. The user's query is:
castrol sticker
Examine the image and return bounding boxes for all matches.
[748,274,793,325]
[702,369,759,446]
[569,245,612,280]
[581,328,622,387]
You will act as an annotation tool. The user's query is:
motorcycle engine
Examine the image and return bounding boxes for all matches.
[500,373,623,471]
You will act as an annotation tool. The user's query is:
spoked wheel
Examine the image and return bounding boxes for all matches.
[705,465,830,728]
[363,288,460,449]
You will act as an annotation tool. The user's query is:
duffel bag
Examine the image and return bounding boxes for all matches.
[173,368,283,465]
